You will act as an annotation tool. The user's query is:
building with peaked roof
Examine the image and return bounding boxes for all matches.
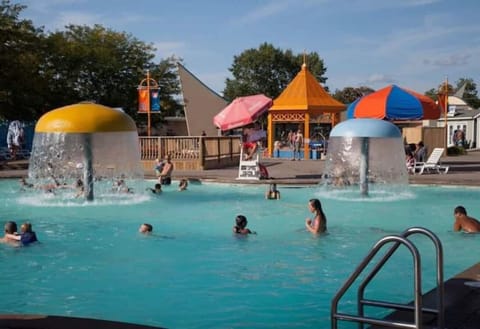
[267,63,346,159]
[166,63,227,136]
[436,97,480,148]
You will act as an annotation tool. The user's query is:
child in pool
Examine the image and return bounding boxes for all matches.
[178,179,188,191]
[146,183,162,194]
[232,215,255,235]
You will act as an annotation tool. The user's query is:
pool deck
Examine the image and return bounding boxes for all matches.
[1,151,480,328]
[3,149,480,186]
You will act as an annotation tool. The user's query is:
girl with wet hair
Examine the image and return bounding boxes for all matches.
[305,198,327,234]
[233,215,255,235]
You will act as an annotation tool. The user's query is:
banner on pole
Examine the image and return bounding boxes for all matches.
[138,88,149,113]
[150,88,161,112]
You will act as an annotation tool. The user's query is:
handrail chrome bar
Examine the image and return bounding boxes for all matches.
[331,227,445,329]
[357,227,444,329]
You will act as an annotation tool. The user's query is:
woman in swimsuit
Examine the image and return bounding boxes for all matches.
[305,198,327,234]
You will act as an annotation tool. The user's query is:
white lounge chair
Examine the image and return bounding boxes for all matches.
[414,148,449,175]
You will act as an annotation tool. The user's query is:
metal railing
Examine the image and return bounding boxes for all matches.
[331,227,444,329]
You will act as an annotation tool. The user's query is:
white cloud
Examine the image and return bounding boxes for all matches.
[234,1,293,24]
[364,73,396,86]
[25,0,86,13]
[153,41,186,59]
[424,53,471,67]
[55,11,102,30]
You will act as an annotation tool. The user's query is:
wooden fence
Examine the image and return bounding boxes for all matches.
[139,136,242,172]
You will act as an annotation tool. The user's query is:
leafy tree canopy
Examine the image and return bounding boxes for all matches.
[332,86,374,105]
[223,42,328,101]
[0,0,45,120]
[41,24,156,117]
[425,78,480,109]
[0,0,183,123]
[455,78,480,109]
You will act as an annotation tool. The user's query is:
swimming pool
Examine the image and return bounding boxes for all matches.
[0,180,478,328]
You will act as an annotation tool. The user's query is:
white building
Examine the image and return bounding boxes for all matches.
[436,96,480,148]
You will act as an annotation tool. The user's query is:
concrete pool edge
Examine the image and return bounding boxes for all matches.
[0,314,166,329]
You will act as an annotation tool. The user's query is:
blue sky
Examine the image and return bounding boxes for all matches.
[19,0,480,95]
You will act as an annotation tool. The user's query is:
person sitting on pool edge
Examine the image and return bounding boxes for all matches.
[139,223,153,234]
[233,215,255,235]
[265,183,280,200]
[453,205,480,233]
[305,198,327,234]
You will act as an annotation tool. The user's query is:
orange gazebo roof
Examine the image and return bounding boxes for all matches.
[270,64,346,113]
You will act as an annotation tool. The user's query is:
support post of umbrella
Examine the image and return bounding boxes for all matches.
[359,137,369,196]
[82,134,94,201]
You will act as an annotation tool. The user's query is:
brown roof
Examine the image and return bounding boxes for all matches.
[270,64,346,113]
[178,63,228,136]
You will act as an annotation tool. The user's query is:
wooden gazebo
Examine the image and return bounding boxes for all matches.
[267,64,346,159]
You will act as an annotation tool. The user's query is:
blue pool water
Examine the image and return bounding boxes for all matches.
[0,180,479,328]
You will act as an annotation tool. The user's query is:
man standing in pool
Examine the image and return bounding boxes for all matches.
[453,206,480,233]
[305,198,327,234]
[159,155,174,185]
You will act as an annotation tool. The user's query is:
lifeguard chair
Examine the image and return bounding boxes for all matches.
[237,146,261,180]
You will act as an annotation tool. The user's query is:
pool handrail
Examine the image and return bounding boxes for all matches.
[357,227,444,329]
[331,226,445,329]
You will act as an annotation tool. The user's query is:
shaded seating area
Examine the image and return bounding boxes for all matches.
[267,63,346,160]
[414,148,449,175]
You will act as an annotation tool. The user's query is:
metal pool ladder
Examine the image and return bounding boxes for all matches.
[331,227,444,329]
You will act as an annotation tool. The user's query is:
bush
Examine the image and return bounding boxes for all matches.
[447,146,467,156]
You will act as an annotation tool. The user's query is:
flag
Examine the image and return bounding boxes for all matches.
[150,88,161,112]
[437,91,447,113]
[138,88,149,113]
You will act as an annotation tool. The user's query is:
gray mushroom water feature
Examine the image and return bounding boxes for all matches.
[322,119,408,196]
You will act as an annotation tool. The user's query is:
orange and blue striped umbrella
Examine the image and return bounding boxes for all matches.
[347,85,440,120]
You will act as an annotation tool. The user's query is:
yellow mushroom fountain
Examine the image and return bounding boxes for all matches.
[29,103,143,201]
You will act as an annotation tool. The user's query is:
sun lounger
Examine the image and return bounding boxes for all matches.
[414,147,449,175]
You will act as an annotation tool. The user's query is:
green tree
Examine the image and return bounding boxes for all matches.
[455,78,480,109]
[151,57,183,117]
[135,56,184,132]
[223,43,328,101]
[40,24,155,117]
[424,88,438,101]
[0,1,185,127]
[333,86,374,104]
[0,0,45,120]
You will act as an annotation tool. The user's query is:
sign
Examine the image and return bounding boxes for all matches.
[150,88,160,112]
[237,162,260,180]
[138,88,149,113]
